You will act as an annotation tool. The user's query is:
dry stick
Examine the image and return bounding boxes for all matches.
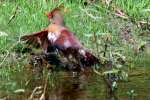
[103,38,109,57]
[93,66,103,76]
[103,44,108,57]
[146,17,150,31]
[93,32,99,56]
[40,72,50,100]
[0,50,9,67]
[28,86,43,100]
[104,48,118,100]
[103,77,118,100]
[8,5,19,24]
[94,39,118,100]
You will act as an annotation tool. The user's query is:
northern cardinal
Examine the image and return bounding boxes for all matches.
[21,8,99,70]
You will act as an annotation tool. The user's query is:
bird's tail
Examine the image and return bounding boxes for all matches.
[79,49,100,67]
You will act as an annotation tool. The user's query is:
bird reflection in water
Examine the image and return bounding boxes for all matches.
[48,69,92,100]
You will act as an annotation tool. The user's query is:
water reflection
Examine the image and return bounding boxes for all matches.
[47,71,91,100]
[1,67,149,100]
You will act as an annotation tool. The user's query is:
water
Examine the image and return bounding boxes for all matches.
[0,67,150,100]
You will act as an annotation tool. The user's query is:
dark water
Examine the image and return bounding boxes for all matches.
[0,67,150,100]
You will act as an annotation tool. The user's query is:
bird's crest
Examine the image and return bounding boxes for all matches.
[45,8,61,20]
[45,4,70,20]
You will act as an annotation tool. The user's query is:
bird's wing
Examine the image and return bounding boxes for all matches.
[21,29,49,50]
[54,29,100,66]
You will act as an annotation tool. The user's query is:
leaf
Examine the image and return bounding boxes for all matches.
[0,31,8,37]
[14,89,25,94]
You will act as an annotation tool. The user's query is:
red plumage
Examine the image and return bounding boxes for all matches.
[54,29,82,49]
[21,29,49,51]
[21,8,100,70]
[21,27,99,68]
[46,8,61,20]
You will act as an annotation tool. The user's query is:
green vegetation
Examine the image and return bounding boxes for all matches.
[0,0,150,99]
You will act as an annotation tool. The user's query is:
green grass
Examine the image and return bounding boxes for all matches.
[115,0,150,21]
[0,0,150,99]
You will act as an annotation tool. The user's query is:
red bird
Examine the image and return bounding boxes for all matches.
[21,8,99,70]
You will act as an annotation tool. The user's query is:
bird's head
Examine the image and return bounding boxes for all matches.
[45,7,65,25]
[45,8,61,20]
[45,5,71,26]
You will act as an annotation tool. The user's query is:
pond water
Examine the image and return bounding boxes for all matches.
[0,67,150,100]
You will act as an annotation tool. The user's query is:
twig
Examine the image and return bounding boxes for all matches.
[25,78,32,86]
[8,5,19,24]
[93,66,103,76]
[40,72,50,100]
[103,76,118,100]
[93,32,99,56]
[0,50,9,67]
[93,66,118,100]
[28,86,43,100]
[103,38,109,57]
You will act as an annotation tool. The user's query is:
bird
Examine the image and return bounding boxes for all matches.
[21,7,99,71]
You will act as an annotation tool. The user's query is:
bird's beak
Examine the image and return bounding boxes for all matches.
[45,12,52,20]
